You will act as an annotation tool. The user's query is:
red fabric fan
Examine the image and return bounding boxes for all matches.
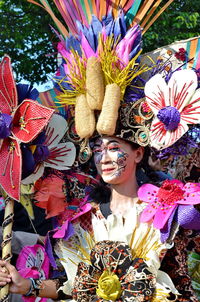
[0,55,54,200]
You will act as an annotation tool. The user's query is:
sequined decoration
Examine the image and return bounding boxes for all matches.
[78,138,93,164]
[116,98,153,146]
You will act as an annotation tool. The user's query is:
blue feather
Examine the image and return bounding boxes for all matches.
[17,84,39,104]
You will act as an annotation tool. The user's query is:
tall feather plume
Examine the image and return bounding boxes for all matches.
[27,0,69,37]
[28,0,175,36]
[28,0,175,109]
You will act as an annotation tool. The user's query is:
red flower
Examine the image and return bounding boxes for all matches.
[174,48,187,62]
[0,56,54,200]
[34,175,66,218]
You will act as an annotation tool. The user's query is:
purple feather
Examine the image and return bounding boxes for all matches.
[16,84,39,104]
[66,35,82,55]
[0,113,12,138]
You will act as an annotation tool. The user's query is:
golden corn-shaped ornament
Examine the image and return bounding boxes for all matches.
[97,83,121,135]
[86,57,105,110]
[75,94,95,138]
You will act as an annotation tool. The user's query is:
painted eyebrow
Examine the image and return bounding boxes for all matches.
[93,140,120,147]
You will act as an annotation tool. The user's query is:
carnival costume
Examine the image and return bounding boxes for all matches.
[0,0,200,302]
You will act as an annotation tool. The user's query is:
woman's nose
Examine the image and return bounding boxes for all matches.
[100,149,110,163]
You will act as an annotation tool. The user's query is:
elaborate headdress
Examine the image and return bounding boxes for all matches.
[29,1,200,168]
[0,1,200,301]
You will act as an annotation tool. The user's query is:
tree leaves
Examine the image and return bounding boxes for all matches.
[0,0,58,84]
[0,0,199,84]
[143,0,200,53]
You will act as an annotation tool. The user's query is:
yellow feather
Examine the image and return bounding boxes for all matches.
[20,184,35,219]
[56,50,87,105]
[100,36,150,98]
[56,36,151,106]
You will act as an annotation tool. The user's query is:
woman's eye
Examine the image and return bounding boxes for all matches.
[108,147,120,152]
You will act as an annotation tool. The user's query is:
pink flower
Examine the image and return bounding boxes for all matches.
[138,180,200,229]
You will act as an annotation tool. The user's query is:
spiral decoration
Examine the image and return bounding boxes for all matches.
[0,197,14,302]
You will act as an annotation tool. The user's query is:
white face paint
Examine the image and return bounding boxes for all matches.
[93,136,142,185]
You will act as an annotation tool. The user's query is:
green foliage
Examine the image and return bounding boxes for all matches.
[143,0,200,52]
[0,0,199,84]
[0,0,58,84]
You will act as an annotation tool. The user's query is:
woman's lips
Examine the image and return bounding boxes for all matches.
[102,168,115,173]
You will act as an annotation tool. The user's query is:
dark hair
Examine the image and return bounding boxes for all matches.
[122,140,162,184]
[89,179,111,204]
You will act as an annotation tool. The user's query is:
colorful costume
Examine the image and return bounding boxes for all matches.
[51,179,200,301]
[0,1,200,301]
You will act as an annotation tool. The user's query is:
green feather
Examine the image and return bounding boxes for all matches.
[125,0,143,27]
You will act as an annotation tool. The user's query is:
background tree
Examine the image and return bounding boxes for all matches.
[0,0,199,84]
[0,0,58,84]
[143,0,200,52]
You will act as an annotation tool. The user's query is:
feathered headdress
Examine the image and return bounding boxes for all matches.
[27,1,173,143]
[28,0,200,159]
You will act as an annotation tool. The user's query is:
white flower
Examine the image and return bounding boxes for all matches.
[22,114,76,184]
[145,69,200,149]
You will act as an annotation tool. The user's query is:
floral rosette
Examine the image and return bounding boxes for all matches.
[138,179,200,241]
[144,69,200,150]
[72,240,156,302]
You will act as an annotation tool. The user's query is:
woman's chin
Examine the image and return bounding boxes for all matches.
[102,174,122,185]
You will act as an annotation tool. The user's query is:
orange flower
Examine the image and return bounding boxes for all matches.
[34,175,66,218]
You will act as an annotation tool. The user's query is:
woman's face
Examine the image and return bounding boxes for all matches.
[93,136,144,185]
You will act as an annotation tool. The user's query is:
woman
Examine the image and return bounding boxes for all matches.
[0,135,199,301]
[0,136,146,298]
[1,1,200,300]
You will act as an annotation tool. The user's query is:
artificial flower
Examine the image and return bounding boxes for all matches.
[16,244,50,302]
[34,175,66,218]
[56,219,178,300]
[52,171,98,239]
[145,69,200,150]
[22,114,76,184]
[72,240,156,302]
[0,55,54,200]
[174,47,188,62]
[34,171,93,221]
[139,179,200,229]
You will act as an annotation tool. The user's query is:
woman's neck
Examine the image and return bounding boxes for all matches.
[110,174,138,215]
